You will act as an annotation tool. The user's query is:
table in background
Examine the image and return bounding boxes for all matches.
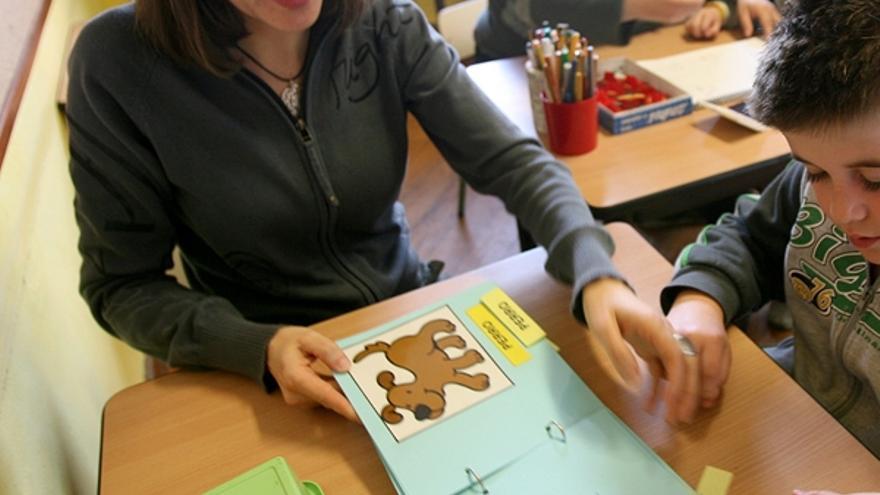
[100,224,879,494]
[467,27,791,222]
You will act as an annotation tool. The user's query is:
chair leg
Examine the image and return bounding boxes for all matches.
[457,177,467,218]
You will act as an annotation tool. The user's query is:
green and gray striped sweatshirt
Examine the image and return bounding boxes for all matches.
[662,162,880,458]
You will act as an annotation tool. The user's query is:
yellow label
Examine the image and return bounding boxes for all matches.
[696,466,733,495]
[480,287,545,346]
[467,304,531,366]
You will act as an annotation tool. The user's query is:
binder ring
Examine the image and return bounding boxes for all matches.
[465,467,488,494]
[545,420,567,443]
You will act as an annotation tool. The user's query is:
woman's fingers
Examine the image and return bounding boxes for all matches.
[300,331,351,372]
[645,359,665,413]
[593,314,641,387]
[268,326,359,422]
[297,332,358,421]
[287,366,359,422]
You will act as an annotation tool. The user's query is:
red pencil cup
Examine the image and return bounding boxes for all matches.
[541,95,598,156]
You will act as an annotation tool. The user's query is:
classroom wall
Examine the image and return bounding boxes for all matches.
[0,0,142,494]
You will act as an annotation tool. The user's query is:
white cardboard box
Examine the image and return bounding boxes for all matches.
[597,57,693,134]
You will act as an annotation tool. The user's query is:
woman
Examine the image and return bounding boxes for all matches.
[67,0,697,422]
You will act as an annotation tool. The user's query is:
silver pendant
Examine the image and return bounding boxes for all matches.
[281,80,299,117]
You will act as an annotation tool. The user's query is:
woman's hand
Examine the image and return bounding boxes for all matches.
[666,290,731,409]
[736,0,782,38]
[266,325,359,422]
[686,6,725,40]
[582,278,700,424]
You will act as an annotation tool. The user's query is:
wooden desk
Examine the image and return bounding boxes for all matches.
[467,27,791,221]
[100,224,879,494]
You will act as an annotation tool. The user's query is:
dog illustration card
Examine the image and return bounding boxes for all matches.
[343,305,513,442]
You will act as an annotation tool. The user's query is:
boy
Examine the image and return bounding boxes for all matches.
[661,0,880,465]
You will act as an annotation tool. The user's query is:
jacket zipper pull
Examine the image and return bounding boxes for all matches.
[295,118,312,143]
[294,117,336,206]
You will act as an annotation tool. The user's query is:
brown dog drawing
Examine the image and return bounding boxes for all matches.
[353,318,490,424]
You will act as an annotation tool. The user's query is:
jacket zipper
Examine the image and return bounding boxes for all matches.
[294,117,313,144]
[293,116,377,303]
[240,71,378,304]
[828,275,878,417]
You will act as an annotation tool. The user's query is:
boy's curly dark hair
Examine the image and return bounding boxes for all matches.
[749,0,880,132]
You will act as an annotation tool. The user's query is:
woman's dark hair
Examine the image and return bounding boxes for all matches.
[134,0,367,76]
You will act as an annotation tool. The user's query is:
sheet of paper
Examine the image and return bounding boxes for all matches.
[480,287,545,346]
[697,465,734,495]
[699,100,769,132]
[636,38,766,103]
[467,303,532,366]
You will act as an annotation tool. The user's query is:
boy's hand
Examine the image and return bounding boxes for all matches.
[736,0,782,38]
[686,6,725,40]
[582,278,700,424]
[666,290,731,409]
[266,325,359,422]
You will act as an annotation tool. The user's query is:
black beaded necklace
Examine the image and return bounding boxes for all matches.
[236,45,306,116]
